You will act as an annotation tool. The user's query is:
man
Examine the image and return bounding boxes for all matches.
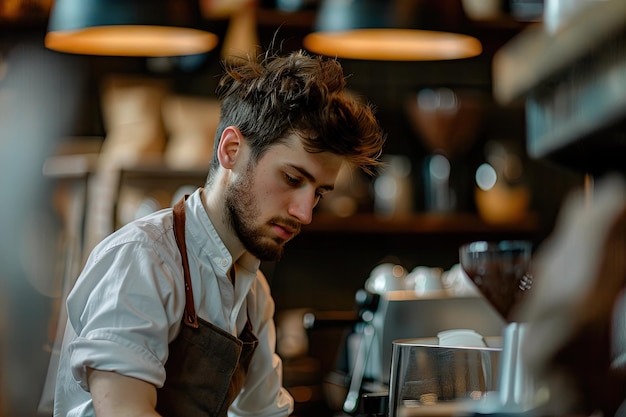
[53,49,386,417]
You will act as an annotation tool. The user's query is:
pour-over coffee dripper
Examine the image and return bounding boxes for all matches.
[459,240,533,322]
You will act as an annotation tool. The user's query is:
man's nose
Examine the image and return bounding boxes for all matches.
[288,190,316,225]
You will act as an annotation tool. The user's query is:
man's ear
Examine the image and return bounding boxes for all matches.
[217,126,243,169]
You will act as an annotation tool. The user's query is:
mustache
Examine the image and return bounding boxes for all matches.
[271,217,301,235]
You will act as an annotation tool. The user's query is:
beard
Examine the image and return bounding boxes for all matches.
[224,162,296,262]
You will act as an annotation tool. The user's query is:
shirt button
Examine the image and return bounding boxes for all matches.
[220,258,229,268]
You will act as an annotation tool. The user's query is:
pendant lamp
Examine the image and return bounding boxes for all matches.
[303,0,482,61]
[45,0,219,57]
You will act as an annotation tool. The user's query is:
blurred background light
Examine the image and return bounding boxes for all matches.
[45,0,219,56]
[303,0,482,61]
[476,162,498,191]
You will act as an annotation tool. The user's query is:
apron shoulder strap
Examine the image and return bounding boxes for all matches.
[173,195,199,328]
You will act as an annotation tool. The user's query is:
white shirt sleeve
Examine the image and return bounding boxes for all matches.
[66,235,184,391]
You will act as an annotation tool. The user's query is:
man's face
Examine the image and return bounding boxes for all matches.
[225,133,343,261]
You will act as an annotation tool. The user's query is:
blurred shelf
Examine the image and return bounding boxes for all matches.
[43,153,99,179]
[493,0,626,104]
[493,0,626,175]
[303,212,539,235]
[44,158,538,236]
[119,165,207,186]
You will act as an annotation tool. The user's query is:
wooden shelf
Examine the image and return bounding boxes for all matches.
[119,165,207,185]
[303,212,539,234]
[57,160,539,235]
[43,154,99,179]
[105,164,540,236]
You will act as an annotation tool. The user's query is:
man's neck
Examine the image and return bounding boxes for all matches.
[200,186,246,263]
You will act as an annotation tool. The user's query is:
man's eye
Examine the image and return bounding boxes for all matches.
[285,173,300,186]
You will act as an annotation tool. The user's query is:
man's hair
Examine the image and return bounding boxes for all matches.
[207,49,385,181]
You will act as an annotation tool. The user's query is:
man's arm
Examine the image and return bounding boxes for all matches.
[87,368,161,417]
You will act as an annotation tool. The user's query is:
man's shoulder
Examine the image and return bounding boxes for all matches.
[95,208,176,255]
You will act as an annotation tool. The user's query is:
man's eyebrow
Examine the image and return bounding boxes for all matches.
[288,164,335,191]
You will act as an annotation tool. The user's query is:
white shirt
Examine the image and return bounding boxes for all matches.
[54,189,294,417]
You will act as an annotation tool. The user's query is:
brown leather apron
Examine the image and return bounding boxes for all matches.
[156,196,259,417]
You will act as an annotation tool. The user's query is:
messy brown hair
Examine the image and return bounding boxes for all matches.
[207,49,385,181]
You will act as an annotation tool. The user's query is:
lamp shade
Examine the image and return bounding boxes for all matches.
[303,0,482,61]
[315,0,393,32]
[45,0,219,57]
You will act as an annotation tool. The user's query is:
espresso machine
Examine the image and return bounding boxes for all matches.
[333,262,507,416]
[330,236,538,417]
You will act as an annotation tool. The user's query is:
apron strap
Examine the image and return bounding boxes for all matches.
[173,195,199,328]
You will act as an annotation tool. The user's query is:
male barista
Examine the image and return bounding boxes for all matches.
[53,49,386,416]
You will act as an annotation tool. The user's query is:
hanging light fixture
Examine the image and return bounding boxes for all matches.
[45,0,220,57]
[303,0,482,61]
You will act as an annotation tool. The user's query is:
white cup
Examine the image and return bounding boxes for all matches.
[365,263,408,293]
[409,266,444,295]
